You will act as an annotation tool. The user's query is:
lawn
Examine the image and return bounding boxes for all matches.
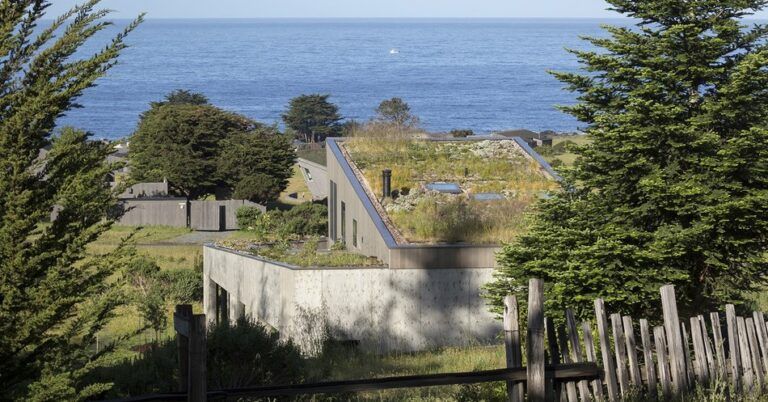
[305,344,507,401]
[344,137,558,244]
[540,134,592,167]
[277,164,314,205]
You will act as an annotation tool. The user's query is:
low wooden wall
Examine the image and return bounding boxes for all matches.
[190,200,265,231]
[115,198,188,227]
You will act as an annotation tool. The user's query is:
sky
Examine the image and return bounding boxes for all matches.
[45,0,767,20]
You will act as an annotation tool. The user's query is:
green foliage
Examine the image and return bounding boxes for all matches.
[0,2,142,399]
[207,319,306,389]
[93,319,305,398]
[155,89,209,106]
[219,127,296,203]
[129,102,257,198]
[487,0,768,320]
[375,97,419,129]
[218,237,381,268]
[236,206,265,230]
[122,254,201,341]
[280,202,328,238]
[157,269,203,304]
[455,382,506,401]
[90,341,179,398]
[282,94,343,143]
[237,202,328,241]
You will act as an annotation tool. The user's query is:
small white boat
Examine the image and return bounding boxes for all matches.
[389,48,400,55]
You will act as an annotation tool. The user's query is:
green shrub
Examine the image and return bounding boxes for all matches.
[236,205,264,229]
[238,202,328,242]
[207,319,305,389]
[157,268,203,303]
[233,173,282,204]
[94,319,306,399]
[279,202,327,238]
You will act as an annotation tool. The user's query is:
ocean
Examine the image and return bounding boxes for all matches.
[56,18,623,140]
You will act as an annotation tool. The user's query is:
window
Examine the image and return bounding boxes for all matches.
[341,201,346,244]
[304,167,313,181]
[352,219,358,248]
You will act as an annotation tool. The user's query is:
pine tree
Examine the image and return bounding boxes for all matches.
[0,1,141,399]
[486,1,768,320]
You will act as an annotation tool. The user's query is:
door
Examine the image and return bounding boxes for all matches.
[219,205,226,231]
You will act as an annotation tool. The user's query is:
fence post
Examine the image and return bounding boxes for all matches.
[610,314,629,396]
[504,295,524,402]
[594,299,619,401]
[565,309,591,401]
[726,304,742,390]
[175,304,193,392]
[188,314,207,402]
[639,319,657,399]
[581,321,605,401]
[527,279,546,402]
[660,285,687,395]
[653,326,672,400]
[710,312,727,380]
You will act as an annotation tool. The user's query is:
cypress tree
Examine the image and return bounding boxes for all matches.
[486,1,768,320]
[0,1,141,399]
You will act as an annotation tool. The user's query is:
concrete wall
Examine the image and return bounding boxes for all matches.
[190,200,265,231]
[115,198,188,227]
[390,245,500,269]
[297,158,328,200]
[326,141,392,265]
[204,245,501,353]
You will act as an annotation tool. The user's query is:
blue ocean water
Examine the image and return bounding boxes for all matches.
[56,19,621,140]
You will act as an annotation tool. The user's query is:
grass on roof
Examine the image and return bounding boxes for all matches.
[343,133,559,244]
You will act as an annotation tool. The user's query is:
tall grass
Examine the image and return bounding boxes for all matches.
[344,127,556,244]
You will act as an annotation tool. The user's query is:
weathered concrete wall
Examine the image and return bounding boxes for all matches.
[115,198,188,227]
[389,245,500,269]
[297,158,328,200]
[204,245,501,353]
[190,200,265,231]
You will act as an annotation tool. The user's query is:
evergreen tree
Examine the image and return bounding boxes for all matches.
[375,97,419,129]
[218,127,296,204]
[282,94,342,143]
[486,1,768,320]
[129,103,256,199]
[0,1,141,399]
[152,89,209,107]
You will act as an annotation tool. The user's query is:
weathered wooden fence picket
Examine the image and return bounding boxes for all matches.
[108,279,768,401]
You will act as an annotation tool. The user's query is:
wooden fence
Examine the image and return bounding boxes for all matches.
[108,279,768,401]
